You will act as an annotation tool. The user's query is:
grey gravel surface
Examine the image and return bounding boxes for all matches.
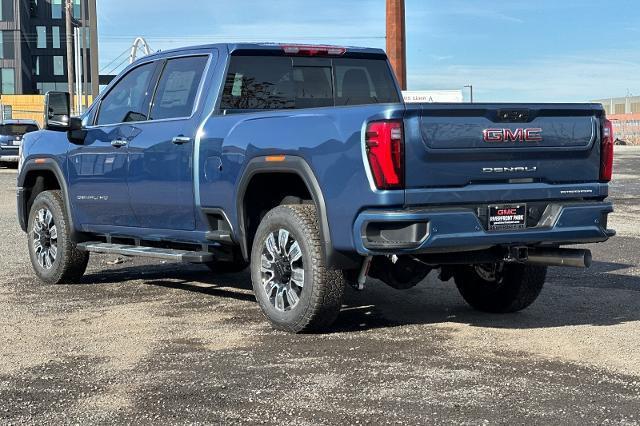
[1,147,639,424]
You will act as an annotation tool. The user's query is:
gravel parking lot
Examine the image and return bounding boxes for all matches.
[1,147,639,424]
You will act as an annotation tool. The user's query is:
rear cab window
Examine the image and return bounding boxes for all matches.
[221,54,399,112]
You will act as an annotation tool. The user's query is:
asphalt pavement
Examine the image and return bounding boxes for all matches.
[1,147,639,424]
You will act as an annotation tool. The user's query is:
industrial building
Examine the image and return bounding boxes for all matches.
[0,0,98,95]
[592,95,640,116]
[591,96,640,145]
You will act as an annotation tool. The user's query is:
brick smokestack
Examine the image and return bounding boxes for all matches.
[386,0,407,90]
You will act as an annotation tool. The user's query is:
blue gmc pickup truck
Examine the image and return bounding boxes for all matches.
[17,43,615,332]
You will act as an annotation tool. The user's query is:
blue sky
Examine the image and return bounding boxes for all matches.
[97,0,640,102]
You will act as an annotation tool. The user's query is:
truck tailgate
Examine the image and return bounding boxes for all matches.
[404,103,605,189]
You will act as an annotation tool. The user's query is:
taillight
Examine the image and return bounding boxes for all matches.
[365,120,404,189]
[280,44,346,56]
[600,118,614,182]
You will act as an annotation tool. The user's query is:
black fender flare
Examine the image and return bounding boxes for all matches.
[17,158,83,242]
[236,156,358,270]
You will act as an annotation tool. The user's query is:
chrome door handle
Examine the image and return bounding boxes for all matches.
[172,136,192,145]
[111,139,128,148]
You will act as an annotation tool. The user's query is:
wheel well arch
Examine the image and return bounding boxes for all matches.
[20,168,61,226]
[236,157,357,269]
[17,159,81,241]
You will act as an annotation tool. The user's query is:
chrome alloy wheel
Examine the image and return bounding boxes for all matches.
[32,208,58,269]
[260,229,305,312]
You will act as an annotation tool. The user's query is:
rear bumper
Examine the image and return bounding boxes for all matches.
[0,145,19,162]
[0,153,19,162]
[353,201,614,255]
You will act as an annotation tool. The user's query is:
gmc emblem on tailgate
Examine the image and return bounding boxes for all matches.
[483,128,543,142]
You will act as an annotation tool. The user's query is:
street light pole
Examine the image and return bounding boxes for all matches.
[464,84,473,103]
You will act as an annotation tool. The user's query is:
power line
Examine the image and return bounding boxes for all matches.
[103,55,130,76]
[99,46,130,74]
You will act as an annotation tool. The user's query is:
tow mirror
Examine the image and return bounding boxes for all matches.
[44,91,71,130]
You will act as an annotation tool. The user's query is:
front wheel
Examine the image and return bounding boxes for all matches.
[27,190,89,284]
[453,263,547,313]
[250,204,345,333]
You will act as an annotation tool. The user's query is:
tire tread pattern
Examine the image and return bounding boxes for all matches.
[252,204,345,333]
[28,190,89,284]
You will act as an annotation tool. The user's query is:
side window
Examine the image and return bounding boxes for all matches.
[96,62,156,126]
[149,56,208,120]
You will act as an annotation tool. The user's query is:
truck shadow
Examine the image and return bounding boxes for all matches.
[336,260,640,332]
[81,260,640,333]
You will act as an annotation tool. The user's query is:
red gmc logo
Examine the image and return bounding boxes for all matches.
[497,209,517,215]
[483,128,543,143]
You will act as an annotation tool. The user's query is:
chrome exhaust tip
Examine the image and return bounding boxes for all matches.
[526,248,592,268]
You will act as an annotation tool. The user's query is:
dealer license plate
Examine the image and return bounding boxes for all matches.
[488,204,527,231]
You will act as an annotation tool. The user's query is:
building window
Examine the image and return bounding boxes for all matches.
[1,68,15,94]
[0,0,15,21]
[52,0,62,19]
[54,56,64,76]
[52,26,61,49]
[36,26,46,48]
[0,30,14,59]
[73,0,81,19]
[33,56,40,76]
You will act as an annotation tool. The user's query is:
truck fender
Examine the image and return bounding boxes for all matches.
[17,158,82,242]
[236,156,359,270]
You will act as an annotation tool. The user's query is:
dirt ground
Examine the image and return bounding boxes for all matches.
[1,147,639,424]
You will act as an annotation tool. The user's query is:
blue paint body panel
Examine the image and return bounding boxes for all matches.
[17,43,614,262]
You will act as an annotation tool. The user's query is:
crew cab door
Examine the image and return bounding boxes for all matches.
[126,55,210,230]
[68,61,158,227]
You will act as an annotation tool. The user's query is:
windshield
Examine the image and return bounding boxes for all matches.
[0,124,39,136]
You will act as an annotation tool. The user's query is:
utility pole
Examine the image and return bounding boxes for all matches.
[88,0,100,98]
[386,0,407,90]
[74,27,81,113]
[65,0,75,107]
[81,0,89,108]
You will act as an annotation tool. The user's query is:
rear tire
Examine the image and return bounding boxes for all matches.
[453,263,547,313]
[250,204,345,333]
[27,190,89,284]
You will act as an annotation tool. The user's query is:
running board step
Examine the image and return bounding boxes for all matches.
[77,242,214,263]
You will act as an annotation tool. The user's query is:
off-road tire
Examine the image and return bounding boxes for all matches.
[453,263,547,313]
[250,204,345,333]
[27,190,89,284]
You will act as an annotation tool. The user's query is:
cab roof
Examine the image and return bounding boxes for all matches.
[142,43,387,61]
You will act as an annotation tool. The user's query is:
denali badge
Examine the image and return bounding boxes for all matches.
[483,128,543,142]
[482,166,537,173]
